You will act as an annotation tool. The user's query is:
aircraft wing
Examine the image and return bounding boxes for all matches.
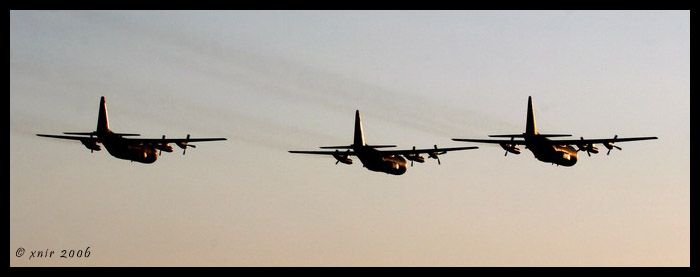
[37,134,226,144]
[288,150,357,156]
[126,137,227,144]
[379,146,478,155]
[36,134,98,141]
[453,136,658,146]
[546,136,658,145]
[452,138,528,145]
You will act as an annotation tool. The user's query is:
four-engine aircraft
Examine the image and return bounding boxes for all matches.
[37,96,227,164]
[452,96,657,166]
[36,96,657,169]
[289,110,478,175]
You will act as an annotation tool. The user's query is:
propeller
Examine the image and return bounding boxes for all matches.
[604,135,621,155]
[504,137,514,156]
[579,137,591,157]
[428,145,445,165]
[403,146,426,167]
[411,146,415,167]
[90,134,94,153]
[159,135,165,156]
[179,134,196,155]
[334,149,351,165]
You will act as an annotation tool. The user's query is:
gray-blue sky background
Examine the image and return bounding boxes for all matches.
[11,11,688,266]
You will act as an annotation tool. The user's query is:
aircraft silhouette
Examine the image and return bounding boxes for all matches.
[289,110,478,175]
[452,96,657,166]
[37,96,227,164]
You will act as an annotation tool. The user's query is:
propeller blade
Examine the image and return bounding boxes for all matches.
[160,135,165,156]
[182,134,190,155]
[606,135,621,155]
[435,145,441,165]
[411,146,416,166]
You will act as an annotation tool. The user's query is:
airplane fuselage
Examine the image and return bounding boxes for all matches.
[100,132,158,164]
[354,146,408,175]
[525,136,578,166]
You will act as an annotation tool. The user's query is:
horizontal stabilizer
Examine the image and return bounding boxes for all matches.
[534,134,572,137]
[63,132,97,136]
[320,144,397,149]
[64,132,140,137]
[113,133,141,136]
[320,145,354,149]
[489,134,526,138]
[365,144,397,148]
[489,133,571,138]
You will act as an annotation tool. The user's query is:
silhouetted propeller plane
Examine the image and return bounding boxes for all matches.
[452,96,657,166]
[37,96,227,164]
[289,110,478,175]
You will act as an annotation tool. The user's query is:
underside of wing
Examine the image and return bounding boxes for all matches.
[319,144,397,149]
[488,134,572,138]
[288,150,357,156]
[128,137,227,143]
[36,134,97,141]
[381,146,478,155]
[549,136,659,145]
[452,138,528,145]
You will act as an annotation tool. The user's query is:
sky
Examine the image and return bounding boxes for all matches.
[10,11,689,266]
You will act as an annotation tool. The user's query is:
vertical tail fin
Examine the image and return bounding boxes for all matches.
[525,96,538,135]
[353,110,366,146]
[96,96,110,134]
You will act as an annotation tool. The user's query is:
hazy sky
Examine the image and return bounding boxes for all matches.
[10,11,688,266]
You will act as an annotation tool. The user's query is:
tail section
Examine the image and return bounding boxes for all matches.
[96,96,110,134]
[525,96,538,135]
[353,110,366,146]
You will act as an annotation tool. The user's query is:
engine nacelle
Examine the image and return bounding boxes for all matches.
[577,144,599,154]
[80,139,101,151]
[155,144,174,153]
[602,142,614,150]
[332,152,352,165]
[404,154,425,163]
[499,143,521,155]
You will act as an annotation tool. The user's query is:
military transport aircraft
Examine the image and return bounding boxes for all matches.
[452,96,657,167]
[289,110,478,175]
[37,96,226,164]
